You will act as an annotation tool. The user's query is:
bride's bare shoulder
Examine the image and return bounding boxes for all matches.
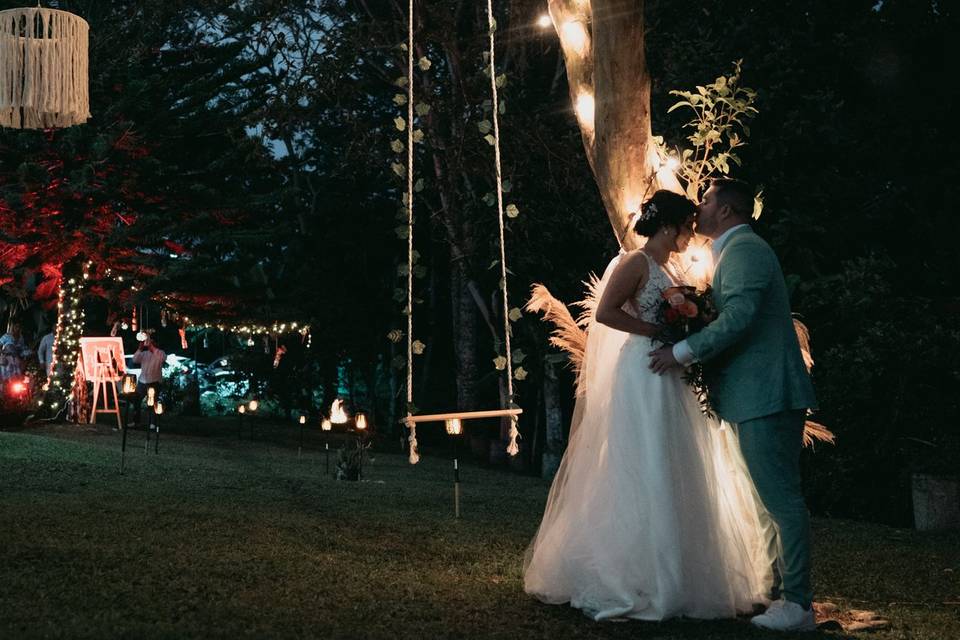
[616,250,651,274]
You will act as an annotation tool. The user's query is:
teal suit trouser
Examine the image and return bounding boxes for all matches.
[737,409,813,609]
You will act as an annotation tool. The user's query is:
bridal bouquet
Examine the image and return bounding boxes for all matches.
[656,286,717,416]
[656,286,717,343]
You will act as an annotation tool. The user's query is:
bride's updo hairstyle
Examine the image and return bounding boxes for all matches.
[632,190,696,238]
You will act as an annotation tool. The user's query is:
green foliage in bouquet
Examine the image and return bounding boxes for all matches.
[654,286,718,417]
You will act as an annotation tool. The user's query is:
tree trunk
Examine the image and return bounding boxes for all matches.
[451,260,480,412]
[541,363,565,479]
[548,0,659,249]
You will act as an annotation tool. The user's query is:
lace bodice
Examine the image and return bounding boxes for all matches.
[627,251,677,323]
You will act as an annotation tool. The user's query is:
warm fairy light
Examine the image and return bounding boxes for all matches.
[238,404,246,414]
[445,418,463,436]
[330,399,349,424]
[678,238,715,289]
[154,402,164,416]
[536,14,552,29]
[355,413,368,431]
[575,92,595,128]
[321,418,332,432]
[299,415,307,425]
[664,156,681,171]
[147,387,156,407]
[246,337,255,347]
[248,400,258,412]
[136,331,147,342]
[560,20,588,55]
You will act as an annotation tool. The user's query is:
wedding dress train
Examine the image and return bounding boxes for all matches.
[523,252,773,621]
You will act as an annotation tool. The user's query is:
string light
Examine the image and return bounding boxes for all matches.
[187,321,310,336]
[560,20,589,55]
[41,264,89,412]
[536,14,552,29]
[575,92,595,128]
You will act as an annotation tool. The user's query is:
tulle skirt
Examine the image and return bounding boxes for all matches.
[523,334,772,621]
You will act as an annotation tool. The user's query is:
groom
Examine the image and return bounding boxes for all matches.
[649,178,818,632]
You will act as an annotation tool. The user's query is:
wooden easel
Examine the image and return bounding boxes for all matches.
[88,346,122,429]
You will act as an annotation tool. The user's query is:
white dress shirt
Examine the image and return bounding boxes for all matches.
[672,224,751,365]
[37,333,55,376]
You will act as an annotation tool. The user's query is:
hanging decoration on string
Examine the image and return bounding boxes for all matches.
[0,6,90,129]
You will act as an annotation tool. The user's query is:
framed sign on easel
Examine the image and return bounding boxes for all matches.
[78,337,126,428]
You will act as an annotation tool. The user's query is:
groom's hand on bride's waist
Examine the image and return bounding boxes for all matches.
[648,346,679,375]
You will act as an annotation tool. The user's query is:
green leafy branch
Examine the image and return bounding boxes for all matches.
[665,60,759,203]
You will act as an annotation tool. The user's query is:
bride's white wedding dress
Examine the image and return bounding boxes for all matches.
[523,251,773,621]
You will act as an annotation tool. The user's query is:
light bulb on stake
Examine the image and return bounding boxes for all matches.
[330,398,349,424]
[445,418,463,436]
[247,400,258,412]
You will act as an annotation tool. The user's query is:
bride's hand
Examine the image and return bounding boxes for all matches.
[648,345,679,375]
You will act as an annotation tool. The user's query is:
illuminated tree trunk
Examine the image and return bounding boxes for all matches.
[549,0,670,249]
[42,260,87,418]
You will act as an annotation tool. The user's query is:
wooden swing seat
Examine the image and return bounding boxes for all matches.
[402,408,522,425]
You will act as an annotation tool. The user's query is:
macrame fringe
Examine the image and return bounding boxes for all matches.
[0,8,90,129]
[506,417,520,456]
[407,425,420,464]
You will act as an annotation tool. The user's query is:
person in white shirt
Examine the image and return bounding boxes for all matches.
[131,335,166,426]
[37,331,55,377]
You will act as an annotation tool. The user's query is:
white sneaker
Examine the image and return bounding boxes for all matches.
[751,600,816,632]
[765,599,786,612]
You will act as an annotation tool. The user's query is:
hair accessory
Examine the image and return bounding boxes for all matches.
[638,201,658,223]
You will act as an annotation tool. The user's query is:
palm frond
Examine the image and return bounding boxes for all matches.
[570,273,602,327]
[794,318,835,447]
[526,284,588,381]
[793,318,814,371]
[803,419,836,448]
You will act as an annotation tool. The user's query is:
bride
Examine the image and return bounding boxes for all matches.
[523,190,772,621]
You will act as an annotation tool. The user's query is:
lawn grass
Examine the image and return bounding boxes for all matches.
[1,418,957,639]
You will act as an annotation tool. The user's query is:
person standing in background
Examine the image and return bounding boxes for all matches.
[131,335,166,427]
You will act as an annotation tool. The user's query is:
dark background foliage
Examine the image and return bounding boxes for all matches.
[0,0,953,525]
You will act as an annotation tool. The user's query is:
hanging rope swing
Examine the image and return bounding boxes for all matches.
[0,4,90,129]
[402,0,521,464]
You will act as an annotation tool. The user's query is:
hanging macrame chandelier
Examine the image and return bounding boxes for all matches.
[0,5,90,129]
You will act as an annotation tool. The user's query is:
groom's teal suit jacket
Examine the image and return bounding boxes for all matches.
[686,227,817,424]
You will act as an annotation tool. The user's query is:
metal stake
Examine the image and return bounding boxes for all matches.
[453,438,461,519]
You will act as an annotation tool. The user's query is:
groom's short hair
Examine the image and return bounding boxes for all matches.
[710,178,753,219]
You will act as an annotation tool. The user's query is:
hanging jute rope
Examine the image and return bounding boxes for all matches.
[0,7,90,129]
[484,0,519,457]
[402,0,520,463]
[405,0,419,464]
